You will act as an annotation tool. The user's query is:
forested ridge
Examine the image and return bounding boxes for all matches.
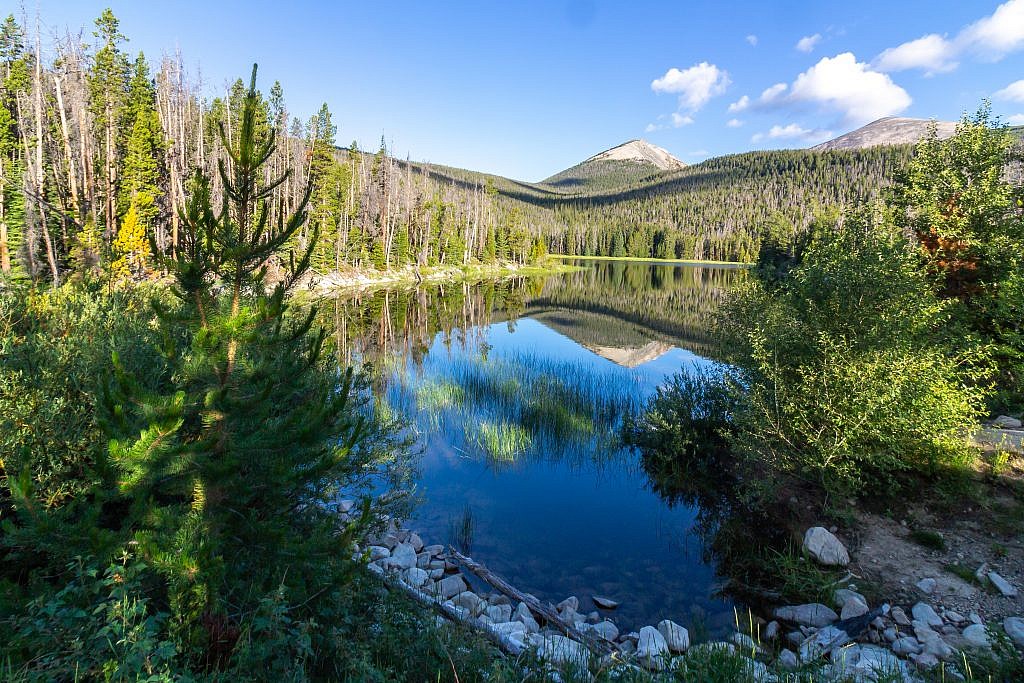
[0,8,936,287]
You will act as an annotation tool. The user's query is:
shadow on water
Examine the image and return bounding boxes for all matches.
[317,260,758,633]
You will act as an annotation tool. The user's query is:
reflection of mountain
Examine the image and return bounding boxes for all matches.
[525,309,675,367]
[588,341,674,368]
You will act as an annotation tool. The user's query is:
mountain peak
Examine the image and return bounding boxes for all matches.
[586,139,686,170]
[812,117,957,151]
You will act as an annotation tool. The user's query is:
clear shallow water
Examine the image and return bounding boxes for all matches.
[323,260,745,634]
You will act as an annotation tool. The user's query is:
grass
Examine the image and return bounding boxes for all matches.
[764,546,844,604]
[448,504,475,554]
[469,420,532,462]
[548,254,753,266]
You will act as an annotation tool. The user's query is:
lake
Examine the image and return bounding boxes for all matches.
[321,259,746,635]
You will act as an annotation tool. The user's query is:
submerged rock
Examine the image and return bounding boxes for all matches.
[592,595,619,610]
[803,527,850,566]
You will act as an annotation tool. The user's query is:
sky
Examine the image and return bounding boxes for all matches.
[26,0,1024,181]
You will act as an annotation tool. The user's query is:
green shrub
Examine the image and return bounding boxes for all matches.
[723,206,988,497]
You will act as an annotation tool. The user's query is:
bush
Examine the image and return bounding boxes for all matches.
[723,206,987,497]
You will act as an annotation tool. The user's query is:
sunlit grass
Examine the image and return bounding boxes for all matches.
[415,380,466,412]
[468,420,532,462]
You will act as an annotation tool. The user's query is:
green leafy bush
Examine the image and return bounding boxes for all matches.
[724,207,987,496]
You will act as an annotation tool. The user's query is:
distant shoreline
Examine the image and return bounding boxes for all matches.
[549,254,753,267]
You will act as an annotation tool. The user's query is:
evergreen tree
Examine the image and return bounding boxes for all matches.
[98,64,374,658]
[119,52,164,230]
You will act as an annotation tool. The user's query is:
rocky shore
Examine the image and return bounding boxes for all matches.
[344,501,1024,681]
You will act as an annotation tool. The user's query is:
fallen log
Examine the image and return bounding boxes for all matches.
[449,548,616,655]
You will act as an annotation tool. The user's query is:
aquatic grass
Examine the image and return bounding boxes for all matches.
[469,420,532,463]
[415,380,466,412]
[448,504,475,554]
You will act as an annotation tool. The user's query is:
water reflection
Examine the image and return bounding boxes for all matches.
[319,260,746,633]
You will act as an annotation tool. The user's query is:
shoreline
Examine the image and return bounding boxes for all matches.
[548,254,754,267]
[306,260,580,296]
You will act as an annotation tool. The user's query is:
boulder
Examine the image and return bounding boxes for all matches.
[775,603,839,627]
[778,649,799,669]
[437,574,468,600]
[891,606,911,627]
[763,620,780,641]
[491,620,527,639]
[385,542,417,570]
[916,578,937,595]
[962,623,991,649]
[891,636,922,655]
[531,634,589,666]
[988,571,1018,597]
[486,603,513,623]
[1004,617,1024,648]
[557,596,579,612]
[637,626,670,670]
[840,596,869,619]
[833,588,867,609]
[408,532,424,552]
[403,567,429,588]
[592,595,620,610]
[452,591,485,617]
[657,619,690,653]
[994,415,1023,429]
[803,527,850,566]
[911,603,943,628]
[587,620,619,642]
[368,545,390,561]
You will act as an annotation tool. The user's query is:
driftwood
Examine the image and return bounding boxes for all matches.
[449,548,616,655]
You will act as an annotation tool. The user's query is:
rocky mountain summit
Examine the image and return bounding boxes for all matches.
[812,117,957,151]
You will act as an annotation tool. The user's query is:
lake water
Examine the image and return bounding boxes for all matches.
[322,260,746,634]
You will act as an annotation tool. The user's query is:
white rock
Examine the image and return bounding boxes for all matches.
[763,621,780,641]
[637,626,670,669]
[587,620,619,642]
[557,596,579,612]
[533,634,589,666]
[657,619,690,653]
[428,568,444,580]
[803,527,850,566]
[892,636,922,655]
[916,578,937,595]
[891,606,911,626]
[491,620,527,639]
[486,604,513,623]
[775,603,839,627]
[437,574,468,600]
[422,544,444,557]
[962,623,991,649]
[944,610,965,624]
[730,632,764,655]
[988,571,1018,597]
[969,612,983,625]
[912,652,939,669]
[1004,617,1024,648]
[368,545,390,561]
[841,597,869,619]
[403,567,429,587]
[911,603,943,628]
[385,542,417,570]
[452,591,485,617]
[833,588,867,609]
[993,415,1023,429]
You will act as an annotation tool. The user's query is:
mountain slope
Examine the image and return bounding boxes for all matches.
[813,117,957,151]
[540,140,685,192]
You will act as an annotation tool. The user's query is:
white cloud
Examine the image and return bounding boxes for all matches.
[995,79,1024,103]
[727,95,750,113]
[726,118,744,128]
[874,34,957,74]
[746,34,758,46]
[875,0,1024,73]
[796,34,822,53]
[651,62,731,111]
[959,0,1024,59]
[786,53,911,125]
[671,113,694,127]
[759,82,788,103]
[1007,114,1024,125]
[752,123,833,144]
[644,123,660,133]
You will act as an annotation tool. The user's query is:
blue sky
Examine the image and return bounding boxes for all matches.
[30,0,1024,181]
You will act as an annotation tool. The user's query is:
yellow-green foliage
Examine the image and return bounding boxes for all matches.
[111,200,151,280]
